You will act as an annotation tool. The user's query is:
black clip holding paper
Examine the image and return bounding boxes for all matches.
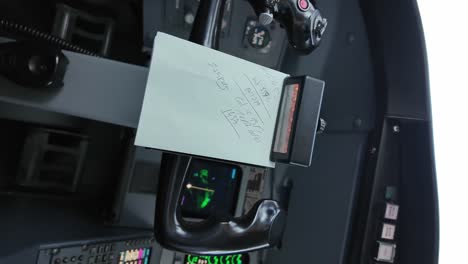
[270,75,325,167]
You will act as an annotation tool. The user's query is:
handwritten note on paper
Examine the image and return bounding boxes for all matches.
[135,33,288,167]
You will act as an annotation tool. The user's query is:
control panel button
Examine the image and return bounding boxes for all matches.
[384,203,399,220]
[63,257,68,263]
[184,12,195,25]
[90,247,97,255]
[247,25,271,49]
[71,256,76,262]
[375,241,396,263]
[297,0,309,11]
[381,223,396,240]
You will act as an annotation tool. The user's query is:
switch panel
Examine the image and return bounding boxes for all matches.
[37,237,158,264]
[144,0,287,69]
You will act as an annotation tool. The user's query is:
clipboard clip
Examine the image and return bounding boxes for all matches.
[270,75,325,167]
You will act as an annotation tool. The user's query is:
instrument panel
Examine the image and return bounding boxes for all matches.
[36,237,158,264]
[143,0,287,69]
[180,159,242,219]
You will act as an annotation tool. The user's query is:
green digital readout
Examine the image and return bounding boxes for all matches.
[185,254,249,264]
[180,159,242,219]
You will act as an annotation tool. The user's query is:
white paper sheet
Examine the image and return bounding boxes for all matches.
[135,33,288,167]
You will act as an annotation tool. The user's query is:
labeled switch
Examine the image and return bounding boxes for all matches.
[381,223,396,240]
[375,241,396,263]
[384,202,399,220]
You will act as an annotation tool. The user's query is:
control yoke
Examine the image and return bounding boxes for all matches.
[155,155,286,255]
[247,0,327,54]
[188,0,328,53]
[155,0,326,255]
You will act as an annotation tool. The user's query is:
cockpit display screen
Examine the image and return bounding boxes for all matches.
[180,158,242,219]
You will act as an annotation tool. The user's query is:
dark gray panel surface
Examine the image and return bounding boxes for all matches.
[282,0,376,132]
[0,50,148,128]
[0,247,39,263]
[268,133,367,264]
[0,101,86,128]
[0,195,150,258]
[376,0,430,120]
[114,148,162,229]
[397,120,438,264]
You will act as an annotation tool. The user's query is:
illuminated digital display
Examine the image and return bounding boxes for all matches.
[273,83,300,154]
[118,248,151,264]
[185,254,249,264]
[180,159,242,219]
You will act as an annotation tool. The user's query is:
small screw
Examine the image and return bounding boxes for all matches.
[370,147,377,154]
[392,125,400,133]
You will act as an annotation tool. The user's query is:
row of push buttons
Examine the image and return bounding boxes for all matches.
[83,243,116,264]
[119,260,149,264]
[88,253,115,264]
[375,187,400,263]
[124,239,153,247]
[86,244,115,255]
[119,248,151,264]
[54,255,84,264]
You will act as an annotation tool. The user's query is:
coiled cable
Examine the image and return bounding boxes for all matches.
[0,19,99,57]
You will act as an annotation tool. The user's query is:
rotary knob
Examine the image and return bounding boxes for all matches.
[259,10,274,25]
